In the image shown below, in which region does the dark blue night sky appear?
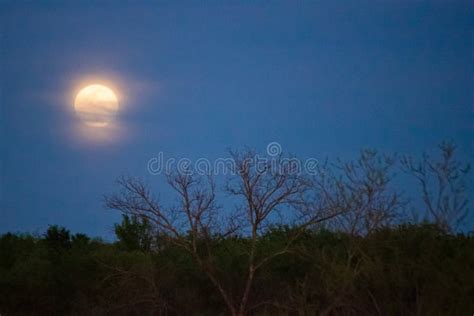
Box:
[1,1,473,237]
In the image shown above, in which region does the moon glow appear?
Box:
[74,84,118,127]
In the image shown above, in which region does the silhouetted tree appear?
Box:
[401,141,471,231]
[44,225,71,252]
[1,144,472,315]
[314,149,405,235]
[105,148,342,315]
[114,214,154,252]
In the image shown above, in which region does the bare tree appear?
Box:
[224,149,345,314]
[105,148,341,315]
[401,141,470,232]
[105,173,239,313]
[314,149,404,235]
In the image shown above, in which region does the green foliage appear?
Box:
[114,214,154,252]
[0,223,473,315]
[44,225,72,252]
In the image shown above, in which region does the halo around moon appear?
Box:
[74,84,118,127]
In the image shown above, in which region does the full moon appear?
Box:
[74,84,119,127]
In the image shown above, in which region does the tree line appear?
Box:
[0,142,472,315]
